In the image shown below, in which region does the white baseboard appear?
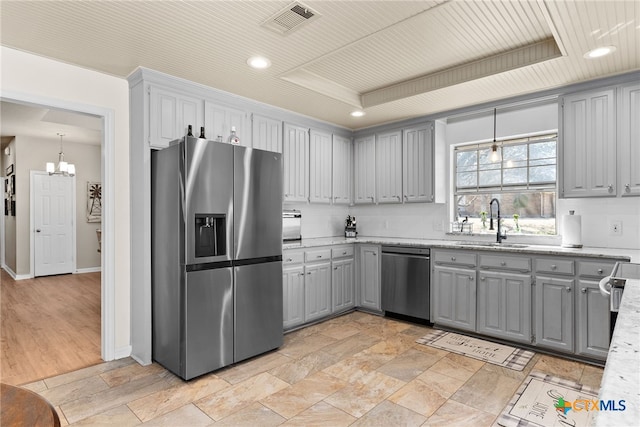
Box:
[75,266,102,274]
[113,345,132,361]
[1,266,31,280]
[130,351,153,366]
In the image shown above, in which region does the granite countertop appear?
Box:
[284,236,639,262]
[594,276,640,426]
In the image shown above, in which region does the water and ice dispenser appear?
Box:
[194,214,226,258]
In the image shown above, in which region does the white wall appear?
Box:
[284,202,349,238]
[0,46,131,354]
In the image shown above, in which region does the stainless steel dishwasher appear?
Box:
[381,246,430,321]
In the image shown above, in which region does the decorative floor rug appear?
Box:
[416,330,534,371]
[495,371,599,427]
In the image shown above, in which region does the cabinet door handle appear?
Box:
[343,251,347,255]
[286,258,293,262]
[581,288,587,293]
[597,268,603,274]
[551,264,557,270]
[469,276,473,281]
[404,195,408,201]
[334,267,338,270]
[608,184,614,193]
[625,184,631,193]
[480,277,485,281]
[565,287,571,292]
[451,257,456,261]
[372,252,377,256]
[307,272,312,275]
[299,272,305,276]
[317,255,323,258]
[36,229,42,233]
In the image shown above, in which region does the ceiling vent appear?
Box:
[262,2,320,35]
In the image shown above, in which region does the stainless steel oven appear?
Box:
[599,262,640,339]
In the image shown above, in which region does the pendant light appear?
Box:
[490,108,500,163]
[46,133,76,176]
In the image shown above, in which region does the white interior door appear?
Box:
[34,173,75,277]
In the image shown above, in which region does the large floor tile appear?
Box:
[321,333,381,360]
[127,374,229,422]
[426,352,486,382]
[580,364,605,389]
[99,362,166,387]
[277,333,338,360]
[215,351,291,385]
[260,371,347,418]
[415,370,465,398]
[423,400,496,427]
[376,348,443,382]
[449,365,522,415]
[43,358,135,389]
[533,354,585,382]
[324,370,406,418]
[195,372,289,421]
[269,349,341,384]
[282,401,356,427]
[351,400,426,427]
[214,402,285,427]
[140,403,213,427]
[388,378,448,418]
[69,405,141,426]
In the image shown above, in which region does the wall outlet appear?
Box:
[610,220,622,236]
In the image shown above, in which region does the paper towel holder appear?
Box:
[561,210,583,248]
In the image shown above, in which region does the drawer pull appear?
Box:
[317,255,323,258]
[307,272,312,275]
[334,267,338,270]
[299,272,305,276]
[581,288,587,293]
[566,287,571,292]
[500,261,506,266]
[551,264,557,270]
[597,268,603,274]
[343,251,347,255]
[287,258,293,262]
[451,257,456,261]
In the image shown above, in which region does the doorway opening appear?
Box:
[0,95,116,383]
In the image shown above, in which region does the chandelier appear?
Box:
[46,133,76,176]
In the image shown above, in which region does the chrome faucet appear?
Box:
[489,198,507,243]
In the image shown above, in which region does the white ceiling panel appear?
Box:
[1,0,638,131]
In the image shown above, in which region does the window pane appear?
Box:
[503,167,527,185]
[457,172,477,188]
[479,169,500,186]
[456,151,477,171]
[530,141,556,159]
[530,165,556,183]
[503,144,527,161]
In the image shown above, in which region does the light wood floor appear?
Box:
[20,312,603,426]
[0,268,102,386]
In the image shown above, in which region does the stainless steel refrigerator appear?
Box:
[151,136,283,380]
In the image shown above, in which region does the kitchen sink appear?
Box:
[454,241,529,248]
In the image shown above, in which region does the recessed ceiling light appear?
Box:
[350,110,365,117]
[584,46,616,59]
[247,56,271,69]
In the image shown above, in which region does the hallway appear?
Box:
[0,269,101,385]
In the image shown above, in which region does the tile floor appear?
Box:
[21,312,604,426]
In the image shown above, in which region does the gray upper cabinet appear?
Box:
[354,135,376,204]
[618,82,640,196]
[252,114,282,153]
[403,124,434,202]
[204,101,248,146]
[376,130,403,204]
[332,135,353,205]
[149,85,203,149]
[283,123,310,203]
[561,87,616,197]
[309,129,333,204]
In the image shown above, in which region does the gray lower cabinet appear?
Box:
[283,264,305,329]
[575,280,611,359]
[477,271,532,344]
[304,261,332,322]
[359,245,381,312]
[534,275,575,352]
[332,257,355,313]
[432,265,476,332]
